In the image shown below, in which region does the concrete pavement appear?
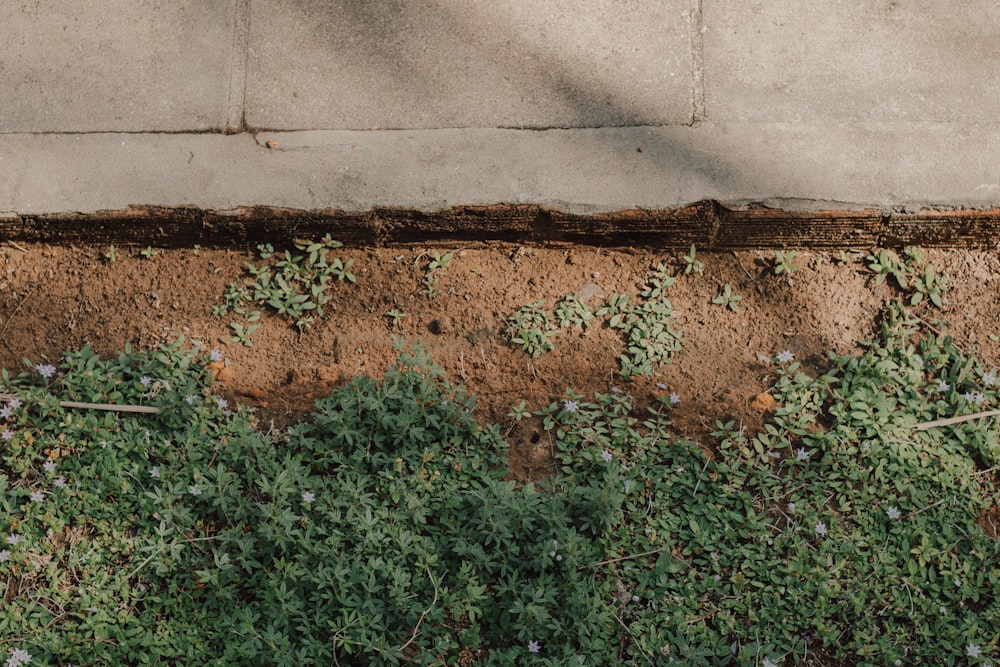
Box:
[2,0,1000,229]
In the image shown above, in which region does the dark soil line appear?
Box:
[5,202,1000,250]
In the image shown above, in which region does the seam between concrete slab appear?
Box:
[225,0,252,133]
[688,0,705,124]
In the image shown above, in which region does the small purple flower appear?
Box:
[53,477,67,489]
[964,391,988,406]
[631,594,640,602]
[601,449,613,462]
[886,506,901,520]
[302,491,315,503]
[149,467,160,479]
[528,640,541,653]
[610,386,622,394]
[0,406,12,419]
[7,648,32,667]
[30,490,44,502]
[188,485,202,496]
[775,350,795,363]
[937,379,951,392]
[35,363,56,378]
[0,550,9,563]
[6,533,20,546]
[140,376,152,387]
[563,399,579,413]
[669,393,681,404]
[210,349,224,362]
[796,448,811,462]
[1,429,12,441]
[43,461,56,473]
[967,643,982,658]
[814,521,828,537]
[984,371,997,387]
[216,398,228,411]
[9,398,22,410]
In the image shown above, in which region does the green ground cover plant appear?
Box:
[1,251,998,666]
[506,263,683,378]
[213,236,356,345]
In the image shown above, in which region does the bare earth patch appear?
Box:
[2,243,999,481]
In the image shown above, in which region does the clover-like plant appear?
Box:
[773,249,797,275]
[214,235,356,345]
[712,283,742,312]
[681,243,705,275]
[505,300,558,357]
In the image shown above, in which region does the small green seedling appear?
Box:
[712,284,742,312]
[229,321,260,347]
[103,245,119,263]
[422,251,454,298]
[385,309,408,327]
[507,400,530,422]
[428,251,453,271]
[140,246,159,260]
[773,250,797,275]
[681,244,705,275]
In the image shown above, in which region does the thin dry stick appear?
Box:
[592,547,666,568]
[0,393,160,414]
[913,409,1000,431]
[397,565,439,654]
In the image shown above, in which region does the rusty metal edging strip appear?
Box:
[2,202,1000,250]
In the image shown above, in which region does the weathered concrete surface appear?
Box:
[703,0,1000,122]
[245,0,695,129]
[3,124,1000,217]
[1,0,1000,228]
[0,1,236,133]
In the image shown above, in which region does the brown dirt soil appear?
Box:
[2,242,999,481]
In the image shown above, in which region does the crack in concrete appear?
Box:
[688,0,705,125]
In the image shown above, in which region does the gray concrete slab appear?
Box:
[0,1,236,133]
[704,0,1000,122]
[4,124,1000,215]
[245,0,695,130]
